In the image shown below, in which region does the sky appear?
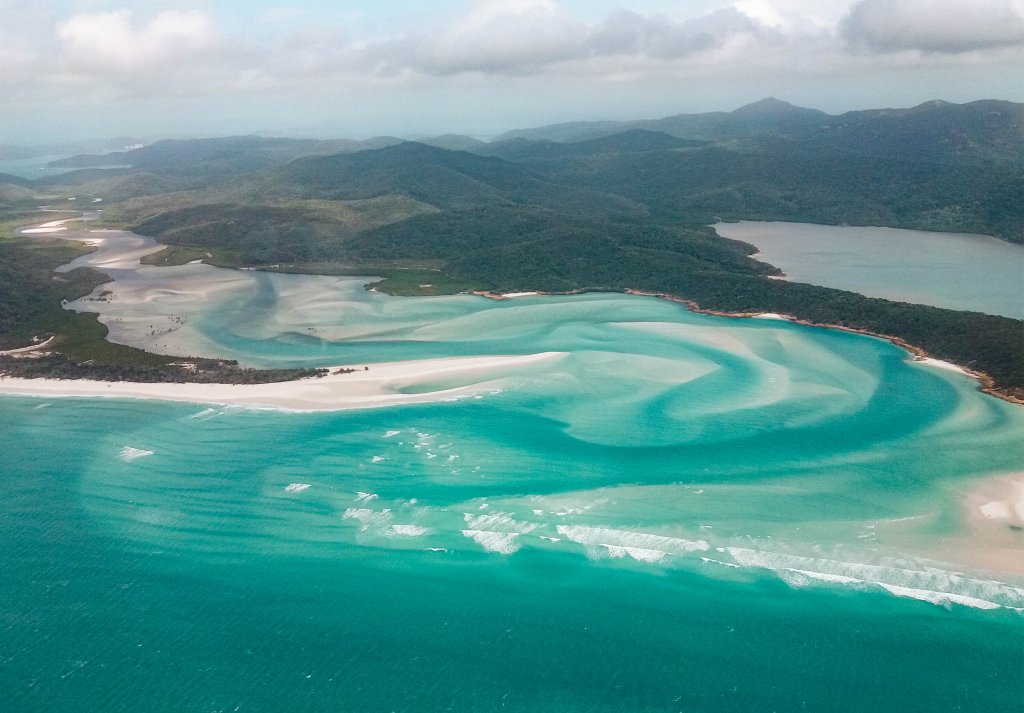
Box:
[2,0,1023,144]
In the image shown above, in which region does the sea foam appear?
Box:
[460,512,538,554]
[343,508,393,531]
[118,446,154,462]
[728,547,1024,611]
[461,529,522,554]
[556,525,709,562]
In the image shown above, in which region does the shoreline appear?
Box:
[0,352,565,412]
[623,289,1023,406]
[10,217,1021,406]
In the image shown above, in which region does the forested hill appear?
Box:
[484,99,1024,241]
[494,97,1024,156]
[46,135,406,172]
[492,97,827,142]
[5,98,1023,395]
[0,173,36,209]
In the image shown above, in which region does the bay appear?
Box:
[2,224,1023,711]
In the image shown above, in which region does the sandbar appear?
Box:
[936,472,1024,576]
[0,336,55,355]
[0,352,565,412]
[19,218,76,234]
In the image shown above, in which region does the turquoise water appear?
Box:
[3,232,1024,711]
[714,221,1024,319]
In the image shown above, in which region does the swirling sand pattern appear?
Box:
[66,283,1024,610]
[4,228,1024,711]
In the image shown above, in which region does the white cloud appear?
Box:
[588,7,777,60]
[20,1,1024,94]
[841,0,1024,53]
[412,0,587,74]
[2,0,1023,140]
[382,3,786,76]
[57,9,216,72]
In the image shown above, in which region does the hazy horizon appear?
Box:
[2,93,1020,152]
[3,1,1024,145]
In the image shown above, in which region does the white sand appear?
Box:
[976,476,1024,526]
[914,356,974,377]
[0,336,55,355]
[0,352,565,412]
[56,229,165,271]
[21,226,68,234]
[942,473,1024,576]
[19,218,78,234]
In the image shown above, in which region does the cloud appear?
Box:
[411,0,587,74]
[3,0,1023,126]
[841,0,1024,53]
[376,3,783,77]
[588,7,778,60]
[57,9,216,73]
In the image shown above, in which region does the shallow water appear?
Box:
[3,227,1023,711]
[714,221,1024,319]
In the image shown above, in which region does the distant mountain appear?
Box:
[495,98,830,143]
[730,97,813,116]
[29,99,1024,244]
[263,141,643,217]
[315,136,405,153]
[492,96,1024,157]
[0,172,35,189]
[0,173,37,208]
[46,136,325,171]
[478,129,705,162]
[45,135,405,173]
[635,98,830,141]
[7,97,1023,397]
[799,99,1024,165]
[493,99,1024,241]
[420,134,488,152]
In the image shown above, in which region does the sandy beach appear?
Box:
[0,352,565,412]
[913,356,975,377]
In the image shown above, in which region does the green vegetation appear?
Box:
[533,141,1024,242]
[138,242,248,269]
[363,269,485,296]
[266,262,486,295]
[4,99,1022,394]
[0,238,104,349]
[0,234,323,383]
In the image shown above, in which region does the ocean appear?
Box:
[2,228,1022,711]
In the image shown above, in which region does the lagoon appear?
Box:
[714,221,1024,319]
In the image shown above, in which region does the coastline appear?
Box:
[9,217,1021,406]
[623,289,1024,406]
[0,352,565,412]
